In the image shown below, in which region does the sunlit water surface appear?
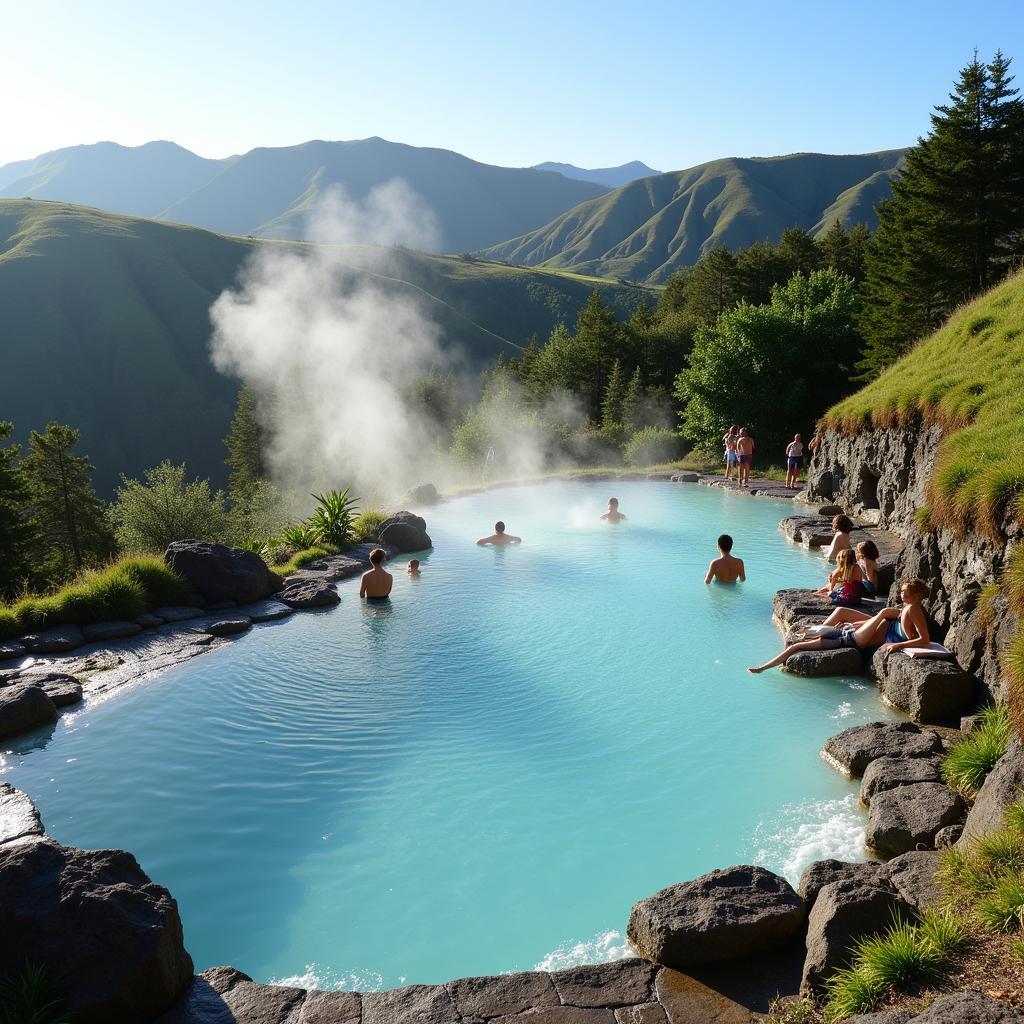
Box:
[1,480,896,989]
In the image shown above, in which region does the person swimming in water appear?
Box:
[747,577,930,673]
[476,521,522,546]
[705,534,746,584]
[600,497,627,523]
[359,547,394,599]
[406,558,421,577]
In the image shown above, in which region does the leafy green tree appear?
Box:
[675,269,860,455]
[601,359,626,429]
[0,422,34,597]
[111,461,228,552]
[526,322,576,399]
[684,247,739,325]
[858,52,1024,376]
[22,422,112,577]
[224,384,266,503]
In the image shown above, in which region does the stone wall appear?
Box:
[805,422,1021,701]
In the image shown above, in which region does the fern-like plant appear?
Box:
[308,489,359,548]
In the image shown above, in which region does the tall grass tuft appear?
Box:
[823,966,888,1021]
[0,962,68,1024]
[942,704,1011,793]
[975,872,1024,932]
[352,510,387,544]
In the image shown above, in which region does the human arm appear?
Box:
[705,561,716,584]
[738,559,746,582]
[476,536,490,546]
[509,535,522,544]
[823,535,840,563]
[359,573,368,598]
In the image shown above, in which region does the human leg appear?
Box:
[821,607,872,628]
[748,637,836,673]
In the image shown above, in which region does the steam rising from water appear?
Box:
[210,181,450,502]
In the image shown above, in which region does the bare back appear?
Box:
[360,567,393,598]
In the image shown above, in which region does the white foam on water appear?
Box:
[269,964,384,992]
[750,794,866,885]
[847,682,869,690]
[534,930,631,972]
[831,701,854,719]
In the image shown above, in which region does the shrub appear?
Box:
[942,703,1011,793]
[976,580,1002,630]
[765,996,819,1023]
[975,872,1024,932]
[308,489,359,548]
[916,908,967,957]
[274,546,333,577]
[856,917,943,986]
[352,510,387,543]
[118,556,197,608]
[281,522,320,549]
[623,426,685,467]
[0,962,67,1024]
[823,966,887,1021]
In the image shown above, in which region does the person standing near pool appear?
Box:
[600,498,627,523]
[785,433,804,489]
[736,428,755,488]
[705,534,746,584]
[359,548,394,599]
[723,426,739,480]
[476,521,522,546]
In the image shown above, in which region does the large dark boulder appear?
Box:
[21,624,85,653]
[626,865,805,968]
[860,756,944,805]
[823,721,943,777]
[866,783,964,856]
[801,878,913,995]
[165,540,282,606]
[961,736,1024,843]
[405,483,440,505]
[0,684,57,739]
[877,850,943,912]
[378,511,432,553]
[278,579,341,609]
[869,649,975,724]
[912,991,1023,1022]
[798,859,883,910]
[0,838,193,1023]
[783,648,864,677]
[0,784,44,846]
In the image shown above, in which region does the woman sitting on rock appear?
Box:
[823,514,855,563]
[814,548,863,606]
[748,577,930,674]
[856,540,880,595]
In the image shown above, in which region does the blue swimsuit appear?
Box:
[885,618,909,644]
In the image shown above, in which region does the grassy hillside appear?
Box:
[159,137,609,251]
[481,150,906,283]
[0,141,232,217]
[825,270,1024,536]
[0,200,653,494]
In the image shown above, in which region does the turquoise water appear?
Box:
[0,480,896,989]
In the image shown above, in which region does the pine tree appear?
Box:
[621,365,644,433]
[601,359,626,429]
[0,422,34,597]
[735,242,789,305]
[817,222,871,282]
[684,248,739,324]
[573,290,624,421]
[858,52,1024,376]
[224,384,266,503]
[22,422,112,578]
[777,227,821,277]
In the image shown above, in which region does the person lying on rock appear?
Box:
[600,497,627,523]
[359,548,394,599]
[814,548,863,605]
[476,521,522,546]
[856,540,880,595]
[747,577,930,674]
[705,533,745,584]
[823,514,855,563]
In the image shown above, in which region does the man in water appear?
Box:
[736,428,755,488]
[705,534,746,584]
[476,521,522,546]
[600,497,627,523]
[359,547,394,598]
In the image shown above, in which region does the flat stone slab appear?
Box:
[449,972,558,1019]
[870,648,975,724]
[152,606,205,623]
[20,625,85,653]
[823,721,944,777]
[780,515,838,547]
[860,756,943,805]
[0,640,25,660]
[236,600,295,623]
[362,983,458,1024]
[866,782,965,856]
[278,580,341,609]
[772,589,885,632]
[26,673,84,708]
[670,472,701,483]
[877,850,943,912]
[134,612,165,628]
[83,620,143,641]
[204,616,252,637]
[798,859,883,910]
[551,960,655,1008]
[783,647,864,677]
[0,783,43,846]
[627,865,805,968]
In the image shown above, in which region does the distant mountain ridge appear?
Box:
[0,138,609,253]
[482,150,907,283]
[532,160,661,188]
[0,199,651,493]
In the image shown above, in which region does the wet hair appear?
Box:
[495,521,505,532]
[900,577,929,600]
[608,497,619,505]
[717,534,733,552]
[408,559,420,569]
[832,514,854,534]
[857,540,880,561]
[834,548,857,582]
[369,548,386,565]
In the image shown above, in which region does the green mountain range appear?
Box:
[481,150,906,283]
[532,160,662,188]
[0,199,652,493]
[0,138,609,253]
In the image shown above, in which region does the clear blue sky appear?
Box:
[4,0,1023,170]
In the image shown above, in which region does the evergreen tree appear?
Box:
[777,227,821,277]
[601,359,626,429]
[684,247,739,324]
[817,222,871,282]
[656,271,690,318]
[22,422,112,578]
[224,384,266,503]
[735,242,789,305]
[622,365,644,433]
[573,290,623,420]
[858,52,1024,376]
[0,422,34,597]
